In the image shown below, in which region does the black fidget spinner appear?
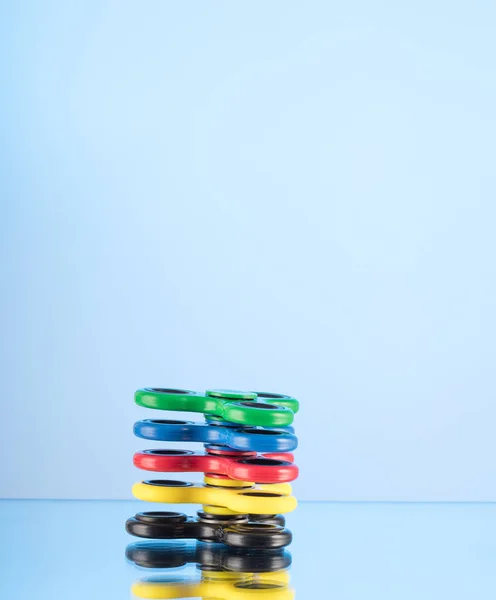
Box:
[125,540,292,572]
[126,511,291,549]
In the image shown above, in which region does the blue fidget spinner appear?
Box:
[133,419,298,453]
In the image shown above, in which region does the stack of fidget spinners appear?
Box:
[126,387,299,598]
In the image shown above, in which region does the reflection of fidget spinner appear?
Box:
[126,540,292,571]
[131,571,294,600]
[127,386,299,553]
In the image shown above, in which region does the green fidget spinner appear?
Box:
[134,388,299,427]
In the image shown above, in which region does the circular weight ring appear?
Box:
[202,476,293,497]
[204,474,254,488]
[132,480,297,515]
[203,446,256,457]
[202,504,243,516]
[222,524,292,549]
[249,392,299,414]
[205,415,296,435]
[200,507,286,527]
[133,421,298,453]
[203,447,295,463]
[134,388,297,428]
[222,402,294,428]
[227,428,298,453]
[206,389,258,400]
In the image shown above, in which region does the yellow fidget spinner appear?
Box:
[132,479,297,515]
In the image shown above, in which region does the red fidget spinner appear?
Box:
[133,448,298,483]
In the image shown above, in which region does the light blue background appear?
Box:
[1,1,495,501]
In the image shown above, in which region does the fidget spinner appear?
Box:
[126,511,292,548]
[133,449,298,483]
[132,479,297,514]
[134,388,299,427]
[134,419,298,452]
[127,386,299,555]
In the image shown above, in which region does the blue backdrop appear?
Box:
[1,0,495,501]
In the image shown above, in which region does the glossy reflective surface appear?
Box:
[1,500,494,598]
